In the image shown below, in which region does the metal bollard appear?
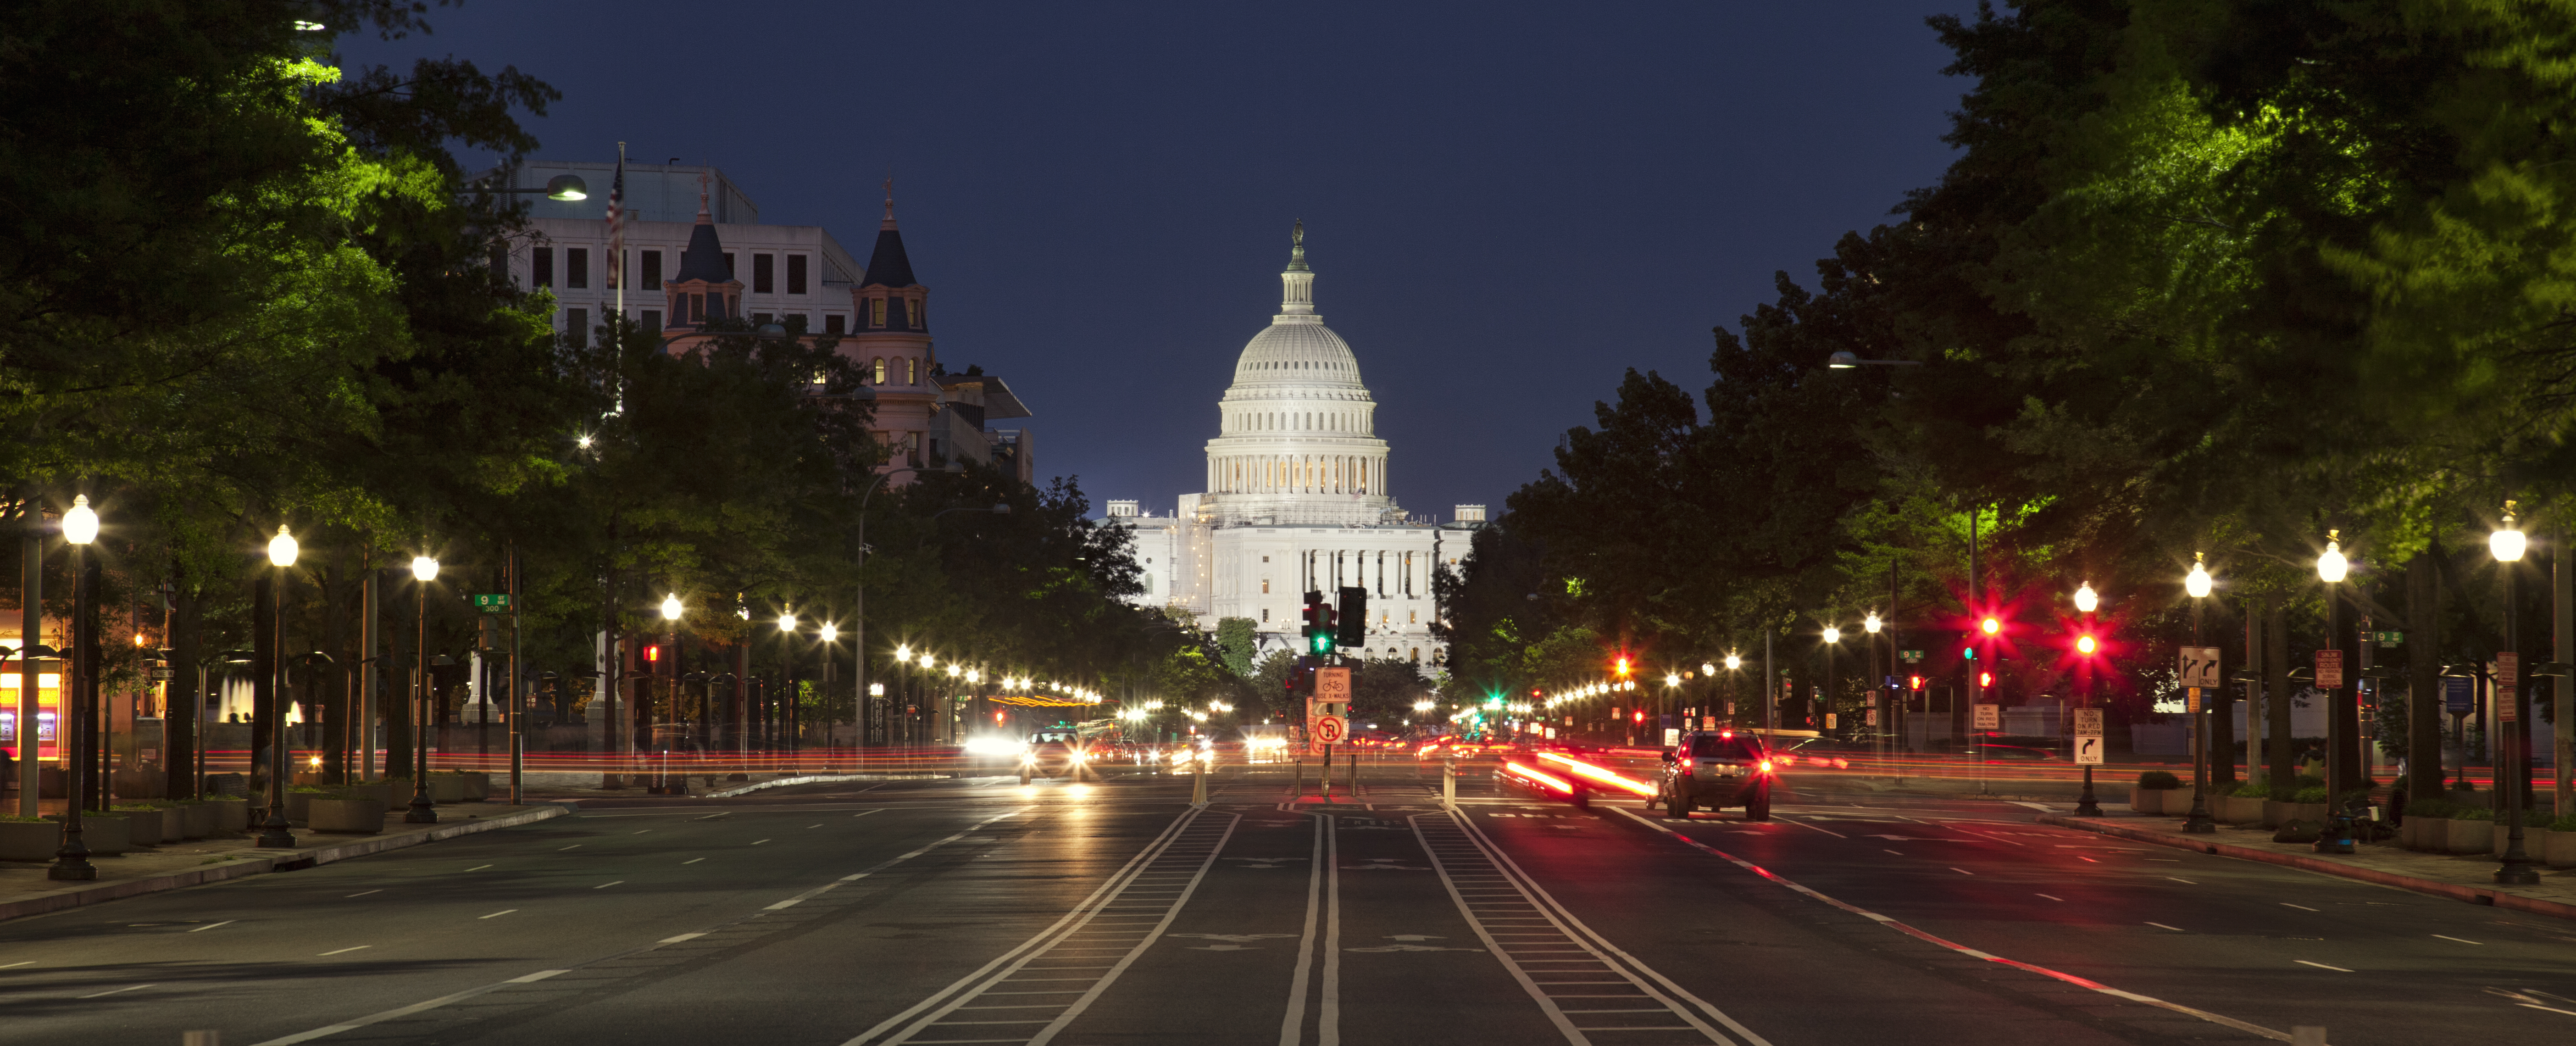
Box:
[1443,758,1457,808]
[1192,757,1207,806]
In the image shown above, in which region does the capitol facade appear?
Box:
[1107,226,1481,667]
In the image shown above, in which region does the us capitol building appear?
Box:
[1105,225,1482,667]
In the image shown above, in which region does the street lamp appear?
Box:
[2491,504,2540,885]
[2073,582,2099,614]
[2315,531,2355,853]
[47,495,100,881]
[2176,556,2217,835]
[254,525,300,848]
[405,555,440,823]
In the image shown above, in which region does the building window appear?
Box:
[872,298,886,327]
[531,247,553,287]
[690,294,705,322]
[873,357,886,383]
[565,307,587,347]
[1262,608,1270,623]
[1261,556,1269,563]
[1409,611,1417,624]
[643,309,662,331]
[824,314,845,334]
[752,312,771,324]
[642,250,663,290]
[906,357,918,383]
[1261,579,1270,594]
[788,254,808,295]
[753,253,774,294]
[914,297,926,327]
[566,247,588,289]
[723,251,735,278]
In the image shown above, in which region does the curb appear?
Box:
[0,805,570,924]
[2036,813,2576,923]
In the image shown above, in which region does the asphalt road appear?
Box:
[1,766,2569,1046]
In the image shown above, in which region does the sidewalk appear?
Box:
[2033,808,2576,921]
[0,802,569,923]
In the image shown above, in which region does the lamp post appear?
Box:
[1820,625,1842,736]
[2072,579,2106,818]
[254,525,300,848]
[405,555,440,824]
[2315,532,2355,854]
[2491,504,2539,885]
[47,495,100,880]
[2181,559,2218,835]
[1864,611,1885,778]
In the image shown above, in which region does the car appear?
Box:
[1020,728,1088,781]
[1653,729,1774,820]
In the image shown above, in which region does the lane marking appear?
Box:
[809,823,825,829]
[345,890,382,898]
[479,910,516,920]
[2282,903,2318,912]
[2518,1003,2576,1017]
[1791,819,1848,839]
[2146,923,2185,933]
[2165,877,2198,885]
[464,864,492,871]
[2294,960,2353,973]
[594,881,624,890]
[2432,935,2482,946]
[683,858,706,864]
[854,809,885,818]
[660,933,706,944]
[1279,813,1330,1046]
[257,810,1032,1046]
[559,846,580,851]
[0,961,33,969]
[1949,868,1974,876]
[319,946,371,957]
[1610,807,2305,1044]
[78,984,153,999]
[634,830,650,835]
[189,921,234,933]
[752,839,772,846]
[1883,849,1903,856]
[2034,894,2064,901]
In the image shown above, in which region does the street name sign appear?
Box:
[2366,630,2404,645]
[2178,646,2222,690]
[473,593,512,613]
[1900,649,1924,663]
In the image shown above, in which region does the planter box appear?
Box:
[2400,818,2443,851]
[2493,824,2551,859]
[427,777,466,803]
[115,809,163,846]
[2447,818,2496,854]
[457,773,489,802]
[283,792,318,826]
[175,802,215,839]
[2130,787,2179,814]
[2546,829,2576,868]
[0,820,61,860]
[308,798,386,835]
[2286,802,2328,824]
[2262,800,2289,829]
[53,813,131,855]
[206,799,250,833]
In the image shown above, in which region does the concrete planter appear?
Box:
[283,792,318,826]
[175,802,215,839]
[2285,802,2328,825]
[2399,818,2441,851]
[2130,787,2179,814]
[2493,825,2550,859]
[457,773,490,802]
[207,798,250,833]
[2545,829,2576,868]
[2261,800,2290,828]
[2447,818,2496,854]
[427,777,467,803]
[114,808,163,846]
[308,798,386,835]
[55,813,131,855]
[0,820,61,860]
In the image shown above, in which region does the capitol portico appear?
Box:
[1107,226,1481,666]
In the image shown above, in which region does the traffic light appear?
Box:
[1979,671,1993,688]
[1615,656,1632,677]
[1301,591,1336,655]
[1908,674,1925,691]
[644,644,661,663]
[1979,616,2002,636]
[1335,586,1367,647]
[2076,634,2098,655]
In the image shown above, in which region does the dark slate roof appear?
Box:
[860,228,918,288]
[673,218,731,283]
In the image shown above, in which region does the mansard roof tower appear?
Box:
[1200,223,1396,526]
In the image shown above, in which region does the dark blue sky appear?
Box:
[344,2,1978,522]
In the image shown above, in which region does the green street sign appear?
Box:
[472,593,512,613]
[1900,650,1925,663]
[2366,630,2404,645]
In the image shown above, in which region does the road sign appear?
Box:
[150,666,173,681]
[1663,728,1680,747]
[2074,734,2104,765]
[2178,646,2222,689]
[2314,649,2344,689]
[1864,708,1879,727]
[1973,703,1999,730]
[1315,667,1351,703]
[2073,708,2103,734]
[1825,713,1838,730]
[473,593,512,613]
[2497,654,2519,721]
[1900,649,1924,663]
[2366,630,2404,645]
[1312,715,1347,744]
[2443,676,2474,715]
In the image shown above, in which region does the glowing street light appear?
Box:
[267,524,299,568]
[1863,612,1882,634]
[2184,555,2211,599]
[61,495,99,545]
[661,593,683,621]
[2073,581,2099,613]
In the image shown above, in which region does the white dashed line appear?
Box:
[319,946,371,957]
[682,858,705,864]
[345,890,381,898]
[2282,903,2318,912]
[2145,922,2185,933]
[1,961,34,969]
[559,846,581,851]
[464,864,493,871]
[594,881,624,890]
[660,932,706,944]
[1949,868,1974,876]
[189,921,234,933]
[2034,894,2063,901]
[478,910,516,919]
[751,839,771,846]
[78,984,152,999]
[2295,960,2353,973]
[2432,934,2482,946]
[2165,877,2197,885]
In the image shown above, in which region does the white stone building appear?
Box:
[1104,227,1482,666]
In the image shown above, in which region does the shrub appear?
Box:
[2137,770,2183,790]
[2294,773,2326,790]
[2407,798,2459,820]
[111,804,157,813]
[2231,779,2271,799]
[2291,787,2330,804]
[2551,813,2576,833]
[2451,807,2497,821]
[2451,779,2477,792]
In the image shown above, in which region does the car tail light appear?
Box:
[1834,757,1850,769]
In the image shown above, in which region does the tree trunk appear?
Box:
[2407,551,2443,805]
[166,565,202,798]
[2265,597,2294,793]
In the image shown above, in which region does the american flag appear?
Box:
[605,146,626,292]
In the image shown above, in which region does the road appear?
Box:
[1,765,2569,1045]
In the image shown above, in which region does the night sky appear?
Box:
[342,2,1978,523]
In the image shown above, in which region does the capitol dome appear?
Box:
[1200,223,1396,526]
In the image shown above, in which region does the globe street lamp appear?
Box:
[2181,555,2217,835]
[2491,504,2540,885]
[250,525,302,848]
[47,495,100,881]
[2315,531,2355,853]
[405,554,440,823]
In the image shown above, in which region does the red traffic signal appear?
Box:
[1907,674,1925,691]
[1979,671,1994,688]
[2075,634,2099,655]
[644,645,661,662]
[1632,709,1645,724]
[1979,616,2002,636]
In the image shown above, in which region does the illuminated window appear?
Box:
[873,357,886,383]
[907,357,918,383]
[1261,579,1270,594]
[872,298,886,327]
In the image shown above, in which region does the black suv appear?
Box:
[1653,730,1773,820]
